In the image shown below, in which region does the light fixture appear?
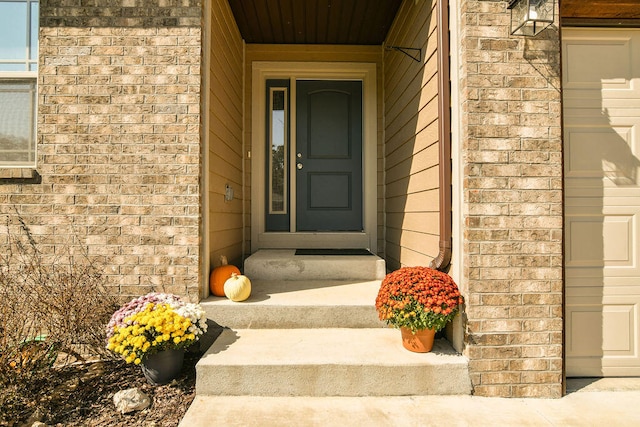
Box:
[508,0,555,37]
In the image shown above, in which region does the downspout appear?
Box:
[429,0,453,272]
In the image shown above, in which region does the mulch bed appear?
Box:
[2,351,199,427]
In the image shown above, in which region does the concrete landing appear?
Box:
[196,328,471,397]
[244,249,386,281]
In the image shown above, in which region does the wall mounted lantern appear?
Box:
[508,0,555,36]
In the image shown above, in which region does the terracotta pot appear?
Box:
[400,327,436,353]
[141,349,184,385]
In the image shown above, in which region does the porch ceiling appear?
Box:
[227,0,403,45]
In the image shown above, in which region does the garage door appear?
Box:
[563,28,640,376]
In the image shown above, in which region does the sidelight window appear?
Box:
[265,79,290,231]
[269,87,287,214]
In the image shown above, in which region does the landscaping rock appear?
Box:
[23,408,44,426]
[113,388,151,414]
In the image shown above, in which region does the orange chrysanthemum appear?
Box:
[375,267,463,333]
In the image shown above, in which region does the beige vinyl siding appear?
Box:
[244,45,384,254]
[384,0,440,270]
[209,0,244,268]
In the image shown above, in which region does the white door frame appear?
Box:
[251,62,377,252]
[200,0,212,298]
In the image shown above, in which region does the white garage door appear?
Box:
[563,28,640,376]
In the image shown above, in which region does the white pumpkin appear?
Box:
[223,273,251,302]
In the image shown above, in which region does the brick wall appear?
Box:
[458,0,563,397]
[0,1,203,301]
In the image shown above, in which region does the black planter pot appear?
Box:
[141,348,184,385]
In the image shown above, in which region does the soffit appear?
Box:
[227,0,403,45]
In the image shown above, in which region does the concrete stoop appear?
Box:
[183,250,471,426]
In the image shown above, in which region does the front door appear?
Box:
[296,80,363,231]
[252,62,377,251]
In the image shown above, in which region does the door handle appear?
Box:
[297,163,303,170]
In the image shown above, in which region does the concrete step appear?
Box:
[243,249,386,281]
[201,279,384,329]
[195,328,471,397]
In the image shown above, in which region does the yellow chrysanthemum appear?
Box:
[107,297,206,364]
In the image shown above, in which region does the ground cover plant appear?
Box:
[0,213,198,426]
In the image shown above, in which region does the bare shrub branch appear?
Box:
[0,212,120,423]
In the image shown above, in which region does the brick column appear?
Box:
[458,0,563,397]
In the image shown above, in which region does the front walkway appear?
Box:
[180,378,640,426]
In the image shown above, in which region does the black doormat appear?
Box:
[295,248,374,256]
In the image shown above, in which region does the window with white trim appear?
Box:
[0,0,38,168]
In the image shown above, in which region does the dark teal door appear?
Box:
[296,80,363,231]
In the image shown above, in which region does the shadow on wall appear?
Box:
[383,0,440,271]
[524,30,562,92]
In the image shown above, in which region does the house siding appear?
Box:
[207,0,245,270]
[383,0,441,271]
[458,0,564,397]
[0,0,572,399]
[0,0,203,301]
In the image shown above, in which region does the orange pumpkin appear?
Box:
[210,255,241,297]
